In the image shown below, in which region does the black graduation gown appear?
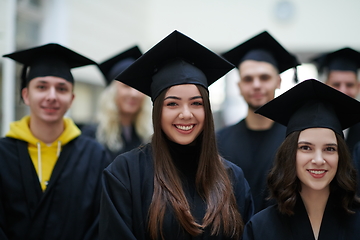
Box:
[99,143,254,240]
[216,120,286,212]
[346,122,360,154]
[242,196,360,240]
[0,136,111,240]
[81,124,142,160]
[351,142,360,195]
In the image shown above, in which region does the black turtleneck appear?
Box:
[165,137,202,199]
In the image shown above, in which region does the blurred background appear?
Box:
[1,0,359,136]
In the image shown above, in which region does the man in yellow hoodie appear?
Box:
[1,43,110,240]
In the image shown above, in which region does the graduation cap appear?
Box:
[3,43,96,90]
[222,31,300,82]
[255,79,360,138]
[115,30,235,101]
[98,46,142,85]
[311,47,360,75]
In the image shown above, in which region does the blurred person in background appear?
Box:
[312,47,360,153]
[1,43,110,240]
[217,31,300,213]
[81,46,153,160]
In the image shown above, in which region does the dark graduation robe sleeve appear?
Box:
[223,160,254,224]
[242,196,360,240]
[99,144,153,240]
[100,170,136,239]
[0,136,111,240]
[0,188,9,240]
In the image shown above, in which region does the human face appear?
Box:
[238,60,281,110]
[161,84,205,145]
[296,128,338,194]
[326,70,359,99]
[115,81,145,118]
[22,76,74,124]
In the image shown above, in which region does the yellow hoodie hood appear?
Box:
[6,115,80,145]
[6,115,81,190]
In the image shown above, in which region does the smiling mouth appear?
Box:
[307,170,327,174]
[175,125,194,131]
[42,106,59,112]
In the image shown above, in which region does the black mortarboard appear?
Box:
[255,79,360,138]
[98,46,142,85]
[222,31,300,82]
[115,30,234,101]
[3,43,96,90]
[311,47,360,75]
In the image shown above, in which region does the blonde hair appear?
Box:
[95,80,153,152]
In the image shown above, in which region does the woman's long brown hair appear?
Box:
[148,85,243,240]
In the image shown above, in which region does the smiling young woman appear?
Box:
[99,30,254,240]
[242,79,360,240]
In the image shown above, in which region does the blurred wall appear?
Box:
[60,0,360,62]
[1,0,360,134]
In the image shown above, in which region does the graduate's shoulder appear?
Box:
[0,137,22,153]
[75,134,106,150]
[251,204,279,220]
[69,135,112,166]
[105,144,152,174]
[216,119,245,138]
[245,204,285,231]
[0,136,18,145]
[80,124,98,139]
[243,205,290,240]
[272,121,287,131]
[0,137,23,163]
[223,158,245,178]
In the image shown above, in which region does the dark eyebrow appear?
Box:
[190,96,203,100]
[164,96,181,100]
[36,80,67,86]
[164,95,203,101]
[325,143,338,147]
[37,80,49,84]
[298,141,337,146]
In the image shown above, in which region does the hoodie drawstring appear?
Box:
[37,142,42,183]
[57,141,61,157]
